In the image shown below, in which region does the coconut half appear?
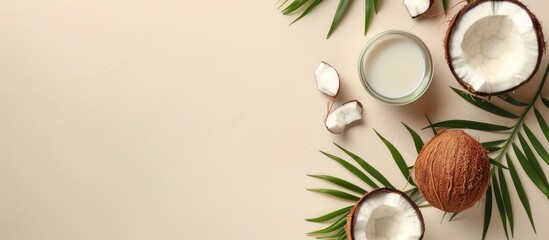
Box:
[325,100,363,134]
[403,0,434,18]
[445,0,545,96]
[346,188,424,240]
[315,61,340,97]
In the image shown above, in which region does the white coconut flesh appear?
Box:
[325,101,362,134]
[448,1,540,94]
[314,61,340,97]
[403,0,432,18]
[353,192,423,240]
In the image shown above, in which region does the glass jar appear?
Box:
[358,30,434,105]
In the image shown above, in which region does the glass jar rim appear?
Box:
[358,30,434,105]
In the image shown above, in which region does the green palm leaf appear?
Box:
[542,97,549,108]
[316,228,345,239]
[327,0,351,39]
[307,214,347,235]
[498,94,527,106]
[308,174,367,195]
[306,206,352,222]
[442,0,448,11]
[276,0,290,9]
[364,0,374,35]
[523,124,549,165]
[490,159,508,169]
[320,151,379,189]
[334,143,394,188]
[374,130,414,186]
[452,87,518,118]
[517,133,549,187]
[278,0,382,38]
[282,0,310,14]
[424,120,511,131]
[307,188,361,201]
[486,146,502,153]
[506,154,536,233]
[498,168,514,237]
[534,107,549,142]
[425,114,438,135]
[482,140,505,148]
[290,0,324,24]
[482,186,492,240]
[512,144,549,198]
[448,212,459,222]
[373,0,381,12]
[492,175,510,240]
[403,122,424,154]
[306,63,549,240]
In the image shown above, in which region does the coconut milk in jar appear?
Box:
[358,30,433,105]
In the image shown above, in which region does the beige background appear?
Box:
[1,0,549,239]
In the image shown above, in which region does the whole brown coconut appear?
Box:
[414,130,490,213]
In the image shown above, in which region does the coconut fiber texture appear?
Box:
[414,130,490,213]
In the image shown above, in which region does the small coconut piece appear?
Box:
[314,61,340,97]
[346,188,425,240]
[445,0,545,96]
[325,100,363,134]
[403,0,434,18]
[414,130,490,213]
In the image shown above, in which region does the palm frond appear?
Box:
[308,188,361,201]
[278,0,379,38]
[334,143,394,188]
[452,87,518,118]
[282,0,310,14]
[308,174,367,195]
[307,214,347,235]
[320,151,379,189]
[327,0,351,39]
[403,122,424,154]
[492,174,510,240]
[374,129,415,186]
[442,0,449,12]
[290,0,324,24]
[424,63,549,237]
[506,154,536,232]
[306,206,352,222]
[424,120,511,131]
[482,186,493,240]
[498,168,514,237]
[512,144,549,198]
[498,94,528,106]
[308,132,423,238]
[363,0,374,36]
[308,63,549,239]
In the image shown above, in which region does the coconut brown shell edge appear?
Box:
[345,187,425,240]
[444,0,546,96]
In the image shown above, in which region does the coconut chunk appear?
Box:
[403,0,433,18]
[314,61,340,97]
[445,0,544,95]
[346,188,425,240]
[325,100,363,134]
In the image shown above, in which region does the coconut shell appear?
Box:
[413,0,434,18]
[414,130,490,213]
[345,187,425,240]
[444,0,545,96]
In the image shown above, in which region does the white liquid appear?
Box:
[364,37,426,99]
